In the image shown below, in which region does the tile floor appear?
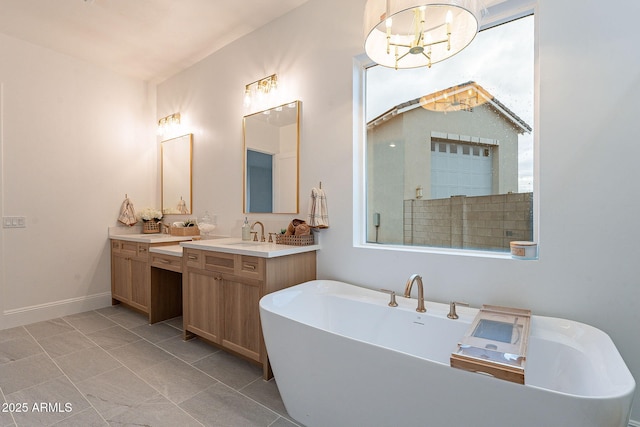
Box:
[0,305,300,427]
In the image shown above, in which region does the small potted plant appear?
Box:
[139,208,163,233]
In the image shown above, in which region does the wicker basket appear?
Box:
[170,225,200,236]
[142,220,161,234]
[275,233,314,246]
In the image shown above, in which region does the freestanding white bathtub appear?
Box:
[260,280,636,427]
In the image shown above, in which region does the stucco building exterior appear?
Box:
[367,81,531,244]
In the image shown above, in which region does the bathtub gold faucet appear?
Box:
[404,274,426,313]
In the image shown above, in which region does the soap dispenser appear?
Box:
[241,217,251,241]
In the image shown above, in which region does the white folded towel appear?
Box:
[307,187,329,228]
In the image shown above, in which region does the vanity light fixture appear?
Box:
[364,0,483,69]
[243,74,278,108]
[157,113,181,136]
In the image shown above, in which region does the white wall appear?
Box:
[155,0,356,234]
[0,0,636,419]
[0,34,156,329]
[158,0,640,418]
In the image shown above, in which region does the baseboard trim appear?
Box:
[2,292,112,329]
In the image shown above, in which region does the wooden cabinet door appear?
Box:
[129,258,150,311]
[111,252,131,302]
[111,241,150,313]
[184,271,223,344]
[222,278,262,363]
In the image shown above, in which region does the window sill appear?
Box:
[355,242,538,261]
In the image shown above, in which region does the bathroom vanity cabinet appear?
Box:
[111,240,151,312]
[110,235,190,323]
[182,246,317,379]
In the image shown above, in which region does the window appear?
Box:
[364,14,534,253]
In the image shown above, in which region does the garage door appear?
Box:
[430,140,492,199]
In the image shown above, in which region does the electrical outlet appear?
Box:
[3,216,26,228]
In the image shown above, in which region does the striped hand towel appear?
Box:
[307,187,329,228]
[118,197,137,226]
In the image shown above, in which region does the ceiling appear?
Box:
[0,0,533,84]
[0,0,309,83]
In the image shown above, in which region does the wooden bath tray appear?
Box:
[451,305,531,384]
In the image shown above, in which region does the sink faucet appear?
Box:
[251,221,266,242]
[404,274,426,313]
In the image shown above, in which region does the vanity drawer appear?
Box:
[136,244,150,260]
[238,255,264,280]
[185,250,264,280]
[112,240,149,261]
[204,252,236,274]
[184,249,204,270]
[150,253,183,273]
[112,240,135,255]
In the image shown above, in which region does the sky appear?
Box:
[366,15,534,192]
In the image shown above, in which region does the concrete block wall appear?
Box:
[404,193,533,250]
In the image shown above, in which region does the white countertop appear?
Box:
[180,237,320,258]
[110,233,194,244]
[149,244,183,256]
